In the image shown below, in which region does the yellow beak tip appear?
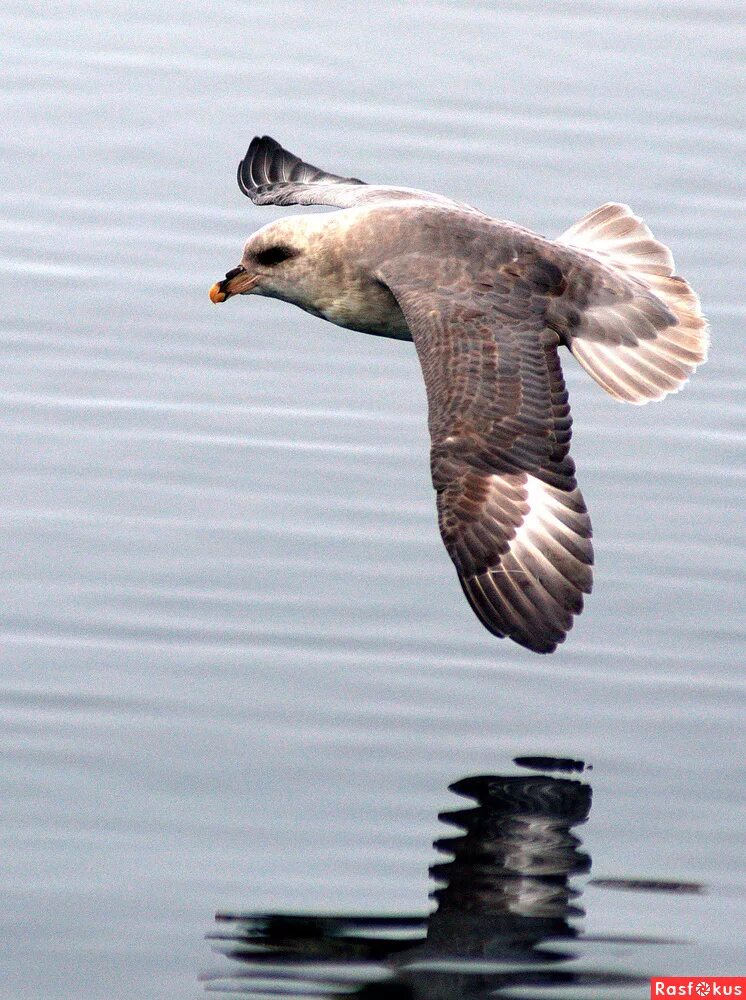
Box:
[209,283,227,304]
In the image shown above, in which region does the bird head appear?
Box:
[209,215,333,310]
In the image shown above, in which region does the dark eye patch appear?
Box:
[254,244,298,267]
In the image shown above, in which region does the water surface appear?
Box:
[1,2,744,998]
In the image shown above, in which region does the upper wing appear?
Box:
[237,135,472,211]
[377,248,593,654]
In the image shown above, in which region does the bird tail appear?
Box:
[554,203,708,403]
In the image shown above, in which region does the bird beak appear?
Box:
[209,265,260,303]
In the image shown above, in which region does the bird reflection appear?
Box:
[205,762,643,997]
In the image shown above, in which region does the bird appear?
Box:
[209,135,708,654]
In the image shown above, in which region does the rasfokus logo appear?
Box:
[650,979,745,998]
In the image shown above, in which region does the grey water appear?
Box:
[1,1,744,998]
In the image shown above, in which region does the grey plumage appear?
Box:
[237,134,474,211]
[238,135,366,204]
[213,136,708,653]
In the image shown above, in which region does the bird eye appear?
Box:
[254,244,297,267]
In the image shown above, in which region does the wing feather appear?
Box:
[377,247,593,653]
[236,135,475,211]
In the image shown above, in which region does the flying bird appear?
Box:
[210,136,708,653]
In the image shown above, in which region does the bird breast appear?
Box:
[318,273,412,341]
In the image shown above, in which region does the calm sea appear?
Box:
[1,2,744,997]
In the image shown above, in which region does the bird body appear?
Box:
[210,136,708,653]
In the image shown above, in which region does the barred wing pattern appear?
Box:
[378,253,594,653]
